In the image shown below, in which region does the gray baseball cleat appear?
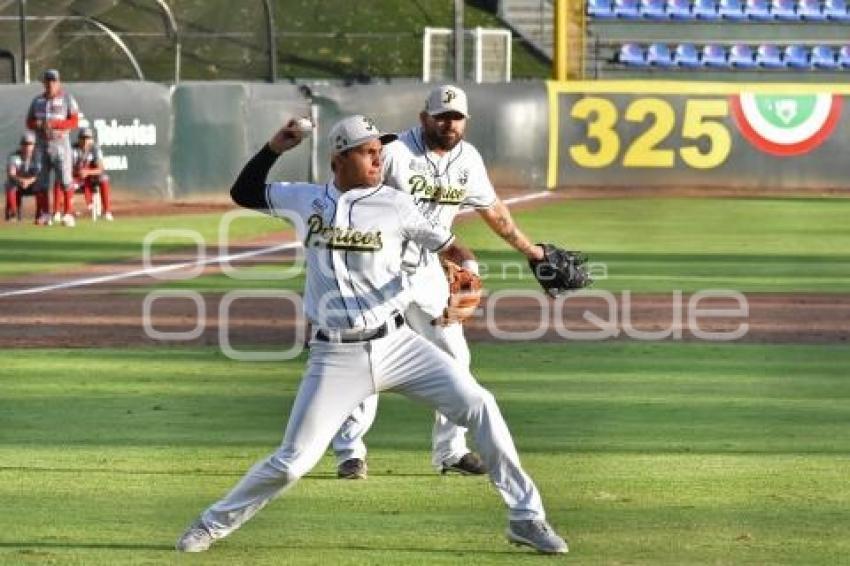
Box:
[506,519,569,554]
[337,458,367,479]
[441,452,487,475]
[175,519,213,552]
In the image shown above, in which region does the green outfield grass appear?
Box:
[152,197,850,294]
[2,342,848,564]
[0,213,284,279]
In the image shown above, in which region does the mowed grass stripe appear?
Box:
[145,198,850,293]
[1,342,849,564]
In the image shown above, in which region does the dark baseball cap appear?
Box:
[78,127,94,138]
[43,69,60,81]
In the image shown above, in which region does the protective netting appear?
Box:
[0,1,546,83]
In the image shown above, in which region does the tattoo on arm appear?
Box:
[483,203,536,257]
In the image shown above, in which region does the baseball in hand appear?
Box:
[296,117,313,135]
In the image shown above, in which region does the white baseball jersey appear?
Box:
[382,126,497,317]
[264,180,455,330]
[26,90,80,144]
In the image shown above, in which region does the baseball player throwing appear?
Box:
[26,68,80,227]
[174,115,568,555]
[332,85,551,479]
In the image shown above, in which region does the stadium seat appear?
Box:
[701,44,728,66]
[614,0,641,17]
[588,0,617,18]
[838,46,850,68]
[693,0,721,18]
[824,0,850,21]
[674,43,701,67]
[756,44,785,68]
[798,0,827,19]
[641,0,669,17]
[729,44,757,67]
[719,0,747,18]
[770,0,799,19]
[810,45,839,69]
[667,0,694,18]
[647,43,676,66]
[745,0,772,19]
[618,43,648,66]
[783,45,810,68]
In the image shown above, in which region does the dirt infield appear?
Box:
[2,195,848,349]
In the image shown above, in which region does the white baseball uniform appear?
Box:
[332,125,497,470]
[198,172,545,540]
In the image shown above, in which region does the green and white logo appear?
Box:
[731,93,842,156]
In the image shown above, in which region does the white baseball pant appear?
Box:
[332,302,473,470]
[201,323,545,539]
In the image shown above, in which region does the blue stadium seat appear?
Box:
[641,0,669,17]
[618,43,648,66]
[647,43,676,66]
[729,44,757,67]
[674,43,701,67]
[838,46,850,68]
[783,45,810,69]
[667,0,694,18]
[614,0,642,17]
[701,44,728,66]
[756,44,785,67]
[771,0,800,19]
[745,0,772,19]
[588,0,617,18]
[693,0,721,18]
[719,0,747,18]
[798,0,827,19]
[810,45,839,69]
[824,0,850,21]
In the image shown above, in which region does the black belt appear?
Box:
[315,312,405,343]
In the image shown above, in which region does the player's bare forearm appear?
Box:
[439,241,475,265]
[478,200,544,261]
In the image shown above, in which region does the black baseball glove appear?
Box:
[528,243,592,297]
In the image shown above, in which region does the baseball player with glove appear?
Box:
[332,85,590,480]
[175,115,568,554]
[25,69,80,227]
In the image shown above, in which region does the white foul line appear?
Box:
[0,191,551,298]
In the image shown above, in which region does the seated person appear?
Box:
[72,127,113,221]
[5,131,41,223]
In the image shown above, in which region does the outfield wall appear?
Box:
[1,80,848,197]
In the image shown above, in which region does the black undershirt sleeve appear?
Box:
[230,143,280,210]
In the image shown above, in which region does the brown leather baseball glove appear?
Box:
[433,260,482,326]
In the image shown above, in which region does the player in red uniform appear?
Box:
[5,132,40,222]
[72,128,113,221]
[26,68,80,226]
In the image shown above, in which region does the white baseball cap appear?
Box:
[425,84,469,118]
[328,115,397,154]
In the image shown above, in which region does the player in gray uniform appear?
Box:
[174,115,568,555]
[5,131,40,222]
[26,68,80,227]
[72,127,114,221]
[333,85,551,478]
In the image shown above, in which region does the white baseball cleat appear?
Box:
[61,213,76,227]
[175,519,213,552]
[52,211,62,224]
[506,519,569,554]
[102,211,114,221]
